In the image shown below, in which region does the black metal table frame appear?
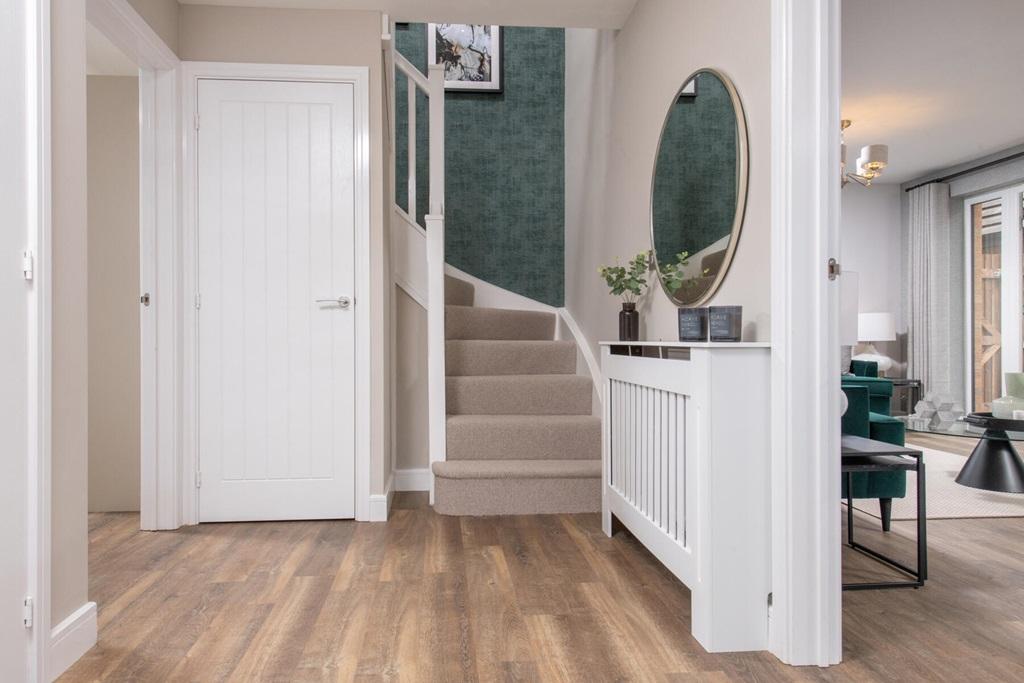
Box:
[843,451,927,591]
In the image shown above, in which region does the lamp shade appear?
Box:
[858,144,888,172]
[858,312,895,342]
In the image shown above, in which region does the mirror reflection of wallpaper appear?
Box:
[395,24,566,306]
[652,73,737,273]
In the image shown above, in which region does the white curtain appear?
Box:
[906,182,957,397]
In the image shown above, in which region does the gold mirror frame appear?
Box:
[649,68,749,307]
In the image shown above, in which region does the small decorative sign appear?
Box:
[709,306,742,342]
[678,307,708,342]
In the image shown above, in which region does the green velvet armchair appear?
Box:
[841,361,907,531]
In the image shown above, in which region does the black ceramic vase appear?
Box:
[619,302,639,341]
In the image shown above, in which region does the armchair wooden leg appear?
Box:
[880,498,893,532]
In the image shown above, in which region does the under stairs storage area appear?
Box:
[434,276,601,515]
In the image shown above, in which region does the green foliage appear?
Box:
[659,251,694,294]
[598,252,650,303]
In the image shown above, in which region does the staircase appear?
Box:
[432,276,602,515]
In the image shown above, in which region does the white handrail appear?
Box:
[395,51,429,92]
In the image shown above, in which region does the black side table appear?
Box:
[890,378,922,417]
[957,412,1024,493]
[841,435,927,590]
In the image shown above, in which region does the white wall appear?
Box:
[839,184,902,320]
[565,0,771,355]
[87,76,141,513]
[51,0,90,627]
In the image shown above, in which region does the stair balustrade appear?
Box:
[389,41,447,501]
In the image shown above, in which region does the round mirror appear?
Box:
[650,69,748,306]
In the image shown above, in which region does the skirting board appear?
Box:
[368,474,394,522]
[49,601,97,681]
[394,467,431,492]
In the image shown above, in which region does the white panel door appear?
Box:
[197,79,356,521]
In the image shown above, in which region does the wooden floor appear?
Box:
[63,487,1024,682]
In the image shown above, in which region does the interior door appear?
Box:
[197,78,356,521]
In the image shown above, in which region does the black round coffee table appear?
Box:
[956,412,1024,493]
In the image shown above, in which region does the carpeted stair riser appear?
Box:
[446,415,601,460]
[434,476,601,515]
[432,459,601,515]
[446,340,576,376]
[445,305,555,341]
[444,275,475,307]
[446,375,593,416]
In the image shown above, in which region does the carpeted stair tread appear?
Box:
[444,275,475,307]
[446,375,592,415]
[432,459,601,479]
[446,414,600,461]
[446,339,576,376]
[445,305,555,341]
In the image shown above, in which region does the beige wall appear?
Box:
[127,0,180,55]
[565,0,771,353]
[51,0,90,625]
[394,287,428,471]
[179,4,392,495]
[87,76,141,513]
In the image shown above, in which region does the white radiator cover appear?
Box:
[601,342,771,653]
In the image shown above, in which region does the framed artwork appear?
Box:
[427,23,502,93]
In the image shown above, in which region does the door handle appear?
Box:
[315,296,351,309]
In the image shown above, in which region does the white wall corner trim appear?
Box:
[769,0,843,666]
[393,467,431,492]
[369,474,394,521]
[85,0,177,71]
[48,602,97,681]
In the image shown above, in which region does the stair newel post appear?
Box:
[425,64,447,503]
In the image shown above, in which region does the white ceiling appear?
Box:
[86,22,138,76]
[842,0,1024,184]
[176,0,639,29]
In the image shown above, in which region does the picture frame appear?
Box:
[427,23,503,93]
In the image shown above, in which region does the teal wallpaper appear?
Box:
[395,24,565,306]
[652,73,738,268]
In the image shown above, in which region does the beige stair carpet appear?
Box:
[433,275,600,516]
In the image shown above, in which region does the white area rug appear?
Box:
[850,446,1024,520]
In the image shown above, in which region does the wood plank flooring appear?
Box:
[62,492,1024,682]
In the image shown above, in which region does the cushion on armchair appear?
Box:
[850,359,879,377]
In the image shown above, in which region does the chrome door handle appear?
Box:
[315,296,351,309]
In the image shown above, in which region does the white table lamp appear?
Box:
[854,312,896,374]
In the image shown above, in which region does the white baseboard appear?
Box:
[368,473,394,522]
[394,467,431,492]
[48,601,97,681]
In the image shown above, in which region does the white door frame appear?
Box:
[86,0,181,531]
[181,62,373,523]
[769,0,843,666]
[13,0,52,678]
[963,185,1024,409]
